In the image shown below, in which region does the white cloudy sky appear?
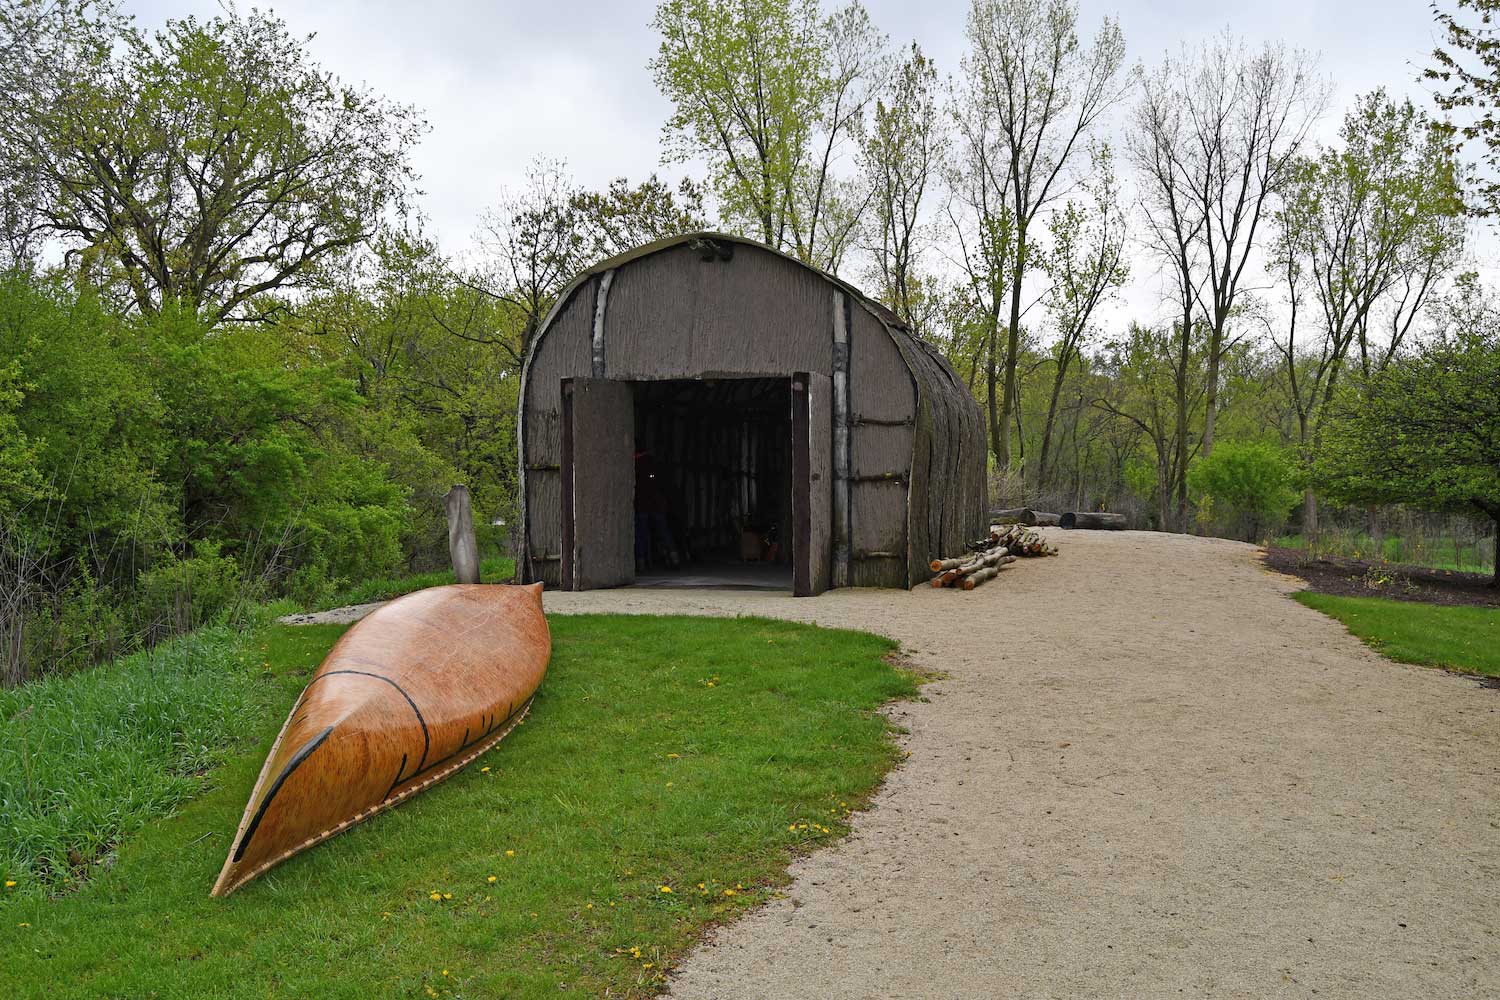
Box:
[130,0,1467,327]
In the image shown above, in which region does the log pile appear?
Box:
[927,524,1057,591]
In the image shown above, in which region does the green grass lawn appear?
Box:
[0,613,916,999]
[1294,592,1500,676]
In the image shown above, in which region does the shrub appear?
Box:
[1188,442,1299,540]
[133,541,246,643]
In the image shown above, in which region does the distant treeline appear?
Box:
[2,0,1497,683]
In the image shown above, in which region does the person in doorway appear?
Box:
[634,451,678,572]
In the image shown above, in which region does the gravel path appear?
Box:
[290,531,1500,997]
[550,530,1499,999]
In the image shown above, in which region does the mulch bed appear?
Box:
[1262,545,1500,609]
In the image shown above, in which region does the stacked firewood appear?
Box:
[928,524,1058,591]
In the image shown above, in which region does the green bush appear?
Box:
[1188,442,1299,540]
[133,541,247,642]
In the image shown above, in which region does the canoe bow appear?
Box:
[212,583,550,897]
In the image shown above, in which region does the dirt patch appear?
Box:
[1263,544,1500,608]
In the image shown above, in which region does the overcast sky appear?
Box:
[130,0,1462,327]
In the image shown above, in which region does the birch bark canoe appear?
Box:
[212,583,550,897]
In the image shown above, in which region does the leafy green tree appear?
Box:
[1,4,425,320]
[1035,145,1127,489]
[1270,91,1466,533]
[958,0,1127,472]
[1428,0,1500,215]
[1315,278,1500,584]
[650,0,886,270]
[1093,323,1208,530]
[860,42,944,333]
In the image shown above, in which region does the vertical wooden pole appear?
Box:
[560,380,576,591]
[445,485,481,585]
[831,291,852,589]
[792,373,812,597]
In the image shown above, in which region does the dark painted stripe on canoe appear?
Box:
[385,751,409,801]
[232,726,334,862]
[390,697,532,792]
[306,669,431,773]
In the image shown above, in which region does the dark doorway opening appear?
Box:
[632,378,793,590]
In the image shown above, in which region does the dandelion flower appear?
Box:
[430,891,443,901]
[643,963,654,970]
[442,970,449,977]
[487,876,497,884]
[658,885,673,894]
[17,922,30,928]
[697,882,705,890]
[610,902,616,907]
[723,889,736,897]
[443,893,452,900]
[586,903,594,910]
[3,880,14,888]
[481,766,491,773]
[787,824,796,832]
[505,850,515,857]
[666,753,680,759]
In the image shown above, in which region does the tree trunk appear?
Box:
[999,232,1028,470]
[986,314,1002,464]
[1036,354,1068,489]
[1157,455,1172,531]
[445,485,481,584]
[1203,324,1223,459]
[1302,489,1318,540]
[1060,511,1127,529]
[1491,517,1499,588]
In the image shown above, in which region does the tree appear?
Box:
[570,175,710,264]
[1270,92,1466,532]
[943,116,1014,464]
[1315,279,1500,584]
[1148,37,1323,458]
[1035,145,1128,489]
[960,0,1127,471]
[1093,323,1208,530]
[1428,0,1500,216]
[1128,36,1322,527]
[474,161,710,366]
[860,42,945,333]
[650,0,886,271]
[0,5,425,320]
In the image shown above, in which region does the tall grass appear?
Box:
[0,622,267,889]
[1276,526,1495,575]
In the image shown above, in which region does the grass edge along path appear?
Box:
[1,613,919,999]
[1293,591,1500,677]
